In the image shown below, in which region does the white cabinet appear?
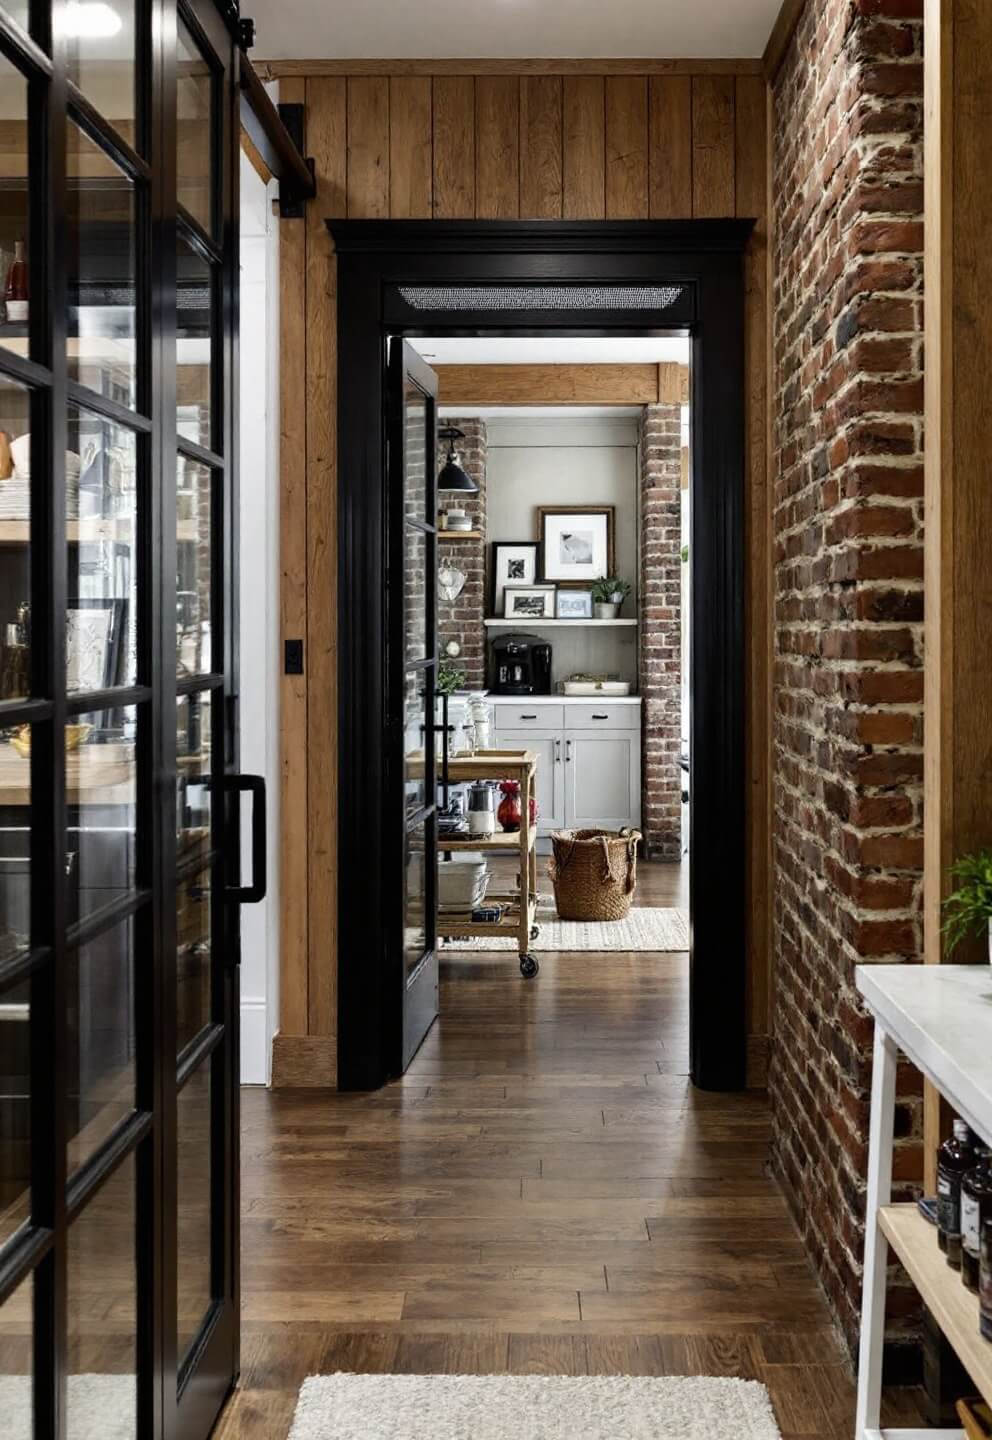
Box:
[493,701,641,835]
[520,730,566,833]
[564,731,640,831]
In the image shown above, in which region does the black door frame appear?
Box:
[330,219,754,1093]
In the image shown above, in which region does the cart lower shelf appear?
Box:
[436,893,541,977]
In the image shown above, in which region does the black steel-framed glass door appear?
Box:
[388,340,439,1069]
[0,1,246,1437]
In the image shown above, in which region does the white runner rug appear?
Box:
[289,1372,781,1439]
[441,905,688,952]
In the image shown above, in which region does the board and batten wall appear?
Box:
[266,60,771,1088]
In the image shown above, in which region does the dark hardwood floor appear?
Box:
[221,861,918,1439]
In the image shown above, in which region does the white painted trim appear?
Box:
[240,998,268,1085]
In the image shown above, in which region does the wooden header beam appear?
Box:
[436,362,689,407]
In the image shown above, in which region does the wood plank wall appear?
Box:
[271,63,771,1087]
[921,0,992,1187]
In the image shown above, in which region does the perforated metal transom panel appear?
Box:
[397,284,687,312]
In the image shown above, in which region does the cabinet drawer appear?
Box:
[493,703,564,730]
[565,703,641,730]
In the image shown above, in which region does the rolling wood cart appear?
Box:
[435,749,542,978]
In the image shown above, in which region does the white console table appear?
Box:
[856,964,992,1440]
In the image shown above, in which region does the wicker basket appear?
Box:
[548,828,642,922]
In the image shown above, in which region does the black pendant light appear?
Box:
[437,425,478,493]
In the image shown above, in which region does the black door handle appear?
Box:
[227,774,267,904]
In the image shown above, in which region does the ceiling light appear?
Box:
[65,2,123,39]
[437,426,477,494]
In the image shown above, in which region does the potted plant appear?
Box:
[942,847,992,964]
[591,575,632,620]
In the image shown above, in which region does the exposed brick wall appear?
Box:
[438,419,487,690]
[638,404,683,860]
[770,0,925,1368]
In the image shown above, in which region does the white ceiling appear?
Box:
[414,337,690,365]
[250,0,780,62]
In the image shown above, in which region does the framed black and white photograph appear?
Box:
[538,506,615,586]
[555,588,593,620]
[502,584,556,621]
[490,540,540,617]
[66,598,126,694]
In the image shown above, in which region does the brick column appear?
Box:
[437,418,487,690]
[770,0,925,1370]
[638,404,682,860]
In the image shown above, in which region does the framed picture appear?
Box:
[538,505,615,586]
[503,584,556,621]
[556,588,593,620]
[66,598,126,694]
[490,540,540,617]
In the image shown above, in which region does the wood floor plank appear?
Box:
[221,861,866,1439]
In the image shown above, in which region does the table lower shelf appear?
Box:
[878,1203,992,1410]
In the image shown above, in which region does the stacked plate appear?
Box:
[437,854,489,913]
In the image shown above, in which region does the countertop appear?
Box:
[447,692,642,706]
[856,963,992,1148]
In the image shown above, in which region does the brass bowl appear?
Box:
[9,722,92,759]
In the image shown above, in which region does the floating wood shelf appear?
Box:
[484,617,637,628]
[438,529,483,541]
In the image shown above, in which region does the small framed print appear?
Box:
[539,505,615,586]
[490,540,539,617]
[556,588,593,620]
[503,584,556,621]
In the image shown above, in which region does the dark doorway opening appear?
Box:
[331,220,753,1094]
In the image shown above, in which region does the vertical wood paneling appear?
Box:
[649,75,692,218]
[433,75,476,218]
[278,77,309,1040]
[562,75,605,218]
[691,75,735,216]
[276,61,771,1085]
[605,75,648,219]
[305,76,346,1053]
[519,76,562,218]
[346,76,389,218]
[475,75,519,217]
[389,76,432,218]
[735,73,771,1073]
[923,0,992,1182]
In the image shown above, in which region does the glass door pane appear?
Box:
[389,342,439,1070]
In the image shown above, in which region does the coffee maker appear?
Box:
[491,632,553,695]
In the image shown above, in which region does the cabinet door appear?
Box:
[494,728,565,833]
[564,731,641,830]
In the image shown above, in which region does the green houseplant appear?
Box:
[942,847,992,963]
[591,575,632,620]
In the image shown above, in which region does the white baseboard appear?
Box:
[240,998,269,1085]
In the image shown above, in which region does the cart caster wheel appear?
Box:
[520,955,539,978]
[530,925,540,941]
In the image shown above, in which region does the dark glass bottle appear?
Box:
[4,239,28,324]
[960,1146,992,1292]
[980,1218,992,1341]
[937,1118,976,1267]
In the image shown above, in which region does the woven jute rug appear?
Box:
[440,904,688,952]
